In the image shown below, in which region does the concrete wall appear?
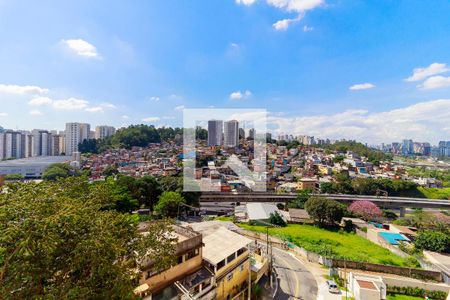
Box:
[354,286,380,300]
[140,251,203,294]
[331,259,443,282]
[382,276,450,294]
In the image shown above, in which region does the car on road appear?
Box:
[326,280,340,294]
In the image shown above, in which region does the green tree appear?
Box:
[333,155,345,163]
[4,174,24,181]
[269,211,287,227]
[382,210,398,220]
[158,176,200,207]
[320,182,336,194]
[136,176,162,208]
[114,175,162,209]
[305,196,345,226]
[0,177,175,299]
[154,192,186,217]
[195,126,208,140]
[102,177,139,213]
[111,125,161,149]
[414,231,450,253]
[288,189,311,209]
[42,163,80,181]
[78,138,99,154]
[103,165,119,177]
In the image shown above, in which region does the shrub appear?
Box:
[387,285,447,300]
[269,211,287,227]
[414,230,450,253]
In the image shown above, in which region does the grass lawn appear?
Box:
[387,294,424,300]
[418,187,450,200]
[239,223,413,267]
[213,216,233,222]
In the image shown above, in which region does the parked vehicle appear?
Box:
[326,280,339,294]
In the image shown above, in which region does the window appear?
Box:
[178,255,184,264]
[237,247,246,257]
[227,272,233,282]
[217,259,225,270]
[186,248,199,260]
[227,253,236,264]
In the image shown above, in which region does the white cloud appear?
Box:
[268,99,450,144]
[169,94,183,100]
[349,83,375,90]
[267,0,323,12]
[419,75,450,90]
[101,102,117,109]
[52,98,89,110]
[28,96,53,106]
[236,0,257,5]
[273,18,299,30]
[122,115,129,119]
[405,63,450,82]
[142,116,160,122]
[0,112,8,117]
[61,39,100,58]
[162,116,175,120]
[149,96,160,102]
[85,106,104,113]
[174,105,186,111]
[230,43,240,49]
[230,90,252,100]
[29,110,43,116]
[303,25,314,32]
[0,84,48,95]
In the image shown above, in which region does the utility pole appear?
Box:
[344,258,347,300]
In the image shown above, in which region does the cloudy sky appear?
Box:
[0,0,449,144]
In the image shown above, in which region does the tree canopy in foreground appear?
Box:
[0,177,175,299]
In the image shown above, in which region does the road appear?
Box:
[272,247,318,300]
[200,193,450,211]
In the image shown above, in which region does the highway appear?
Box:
[272,247,318,300]
[200,192,450,211]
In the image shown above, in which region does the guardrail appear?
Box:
[200,193,450,209]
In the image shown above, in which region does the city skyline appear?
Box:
[1,121,448,148]
[0,1,450,143]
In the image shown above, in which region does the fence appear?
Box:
[331,259,443,282]
[237,228,444,282]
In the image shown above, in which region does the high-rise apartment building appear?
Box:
[95,125,116,139]
[238,128,245,140]
[65,123,91,155]
[438,141,450,157]
[0,131,24,159]
[207,120,223,147]
[402,139,414,155]
[224,120,239,148]
[58,131,66,154]
[31,129,53,156]
[51,134,63,156]
[248,128,255,139]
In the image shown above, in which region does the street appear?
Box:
[272,247,318,300]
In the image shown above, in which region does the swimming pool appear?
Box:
[379,232,410,245]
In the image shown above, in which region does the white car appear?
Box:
[326,280,340,294]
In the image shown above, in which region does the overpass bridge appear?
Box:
[199,192,450,216]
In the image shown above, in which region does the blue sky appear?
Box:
[0,0,449,144]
